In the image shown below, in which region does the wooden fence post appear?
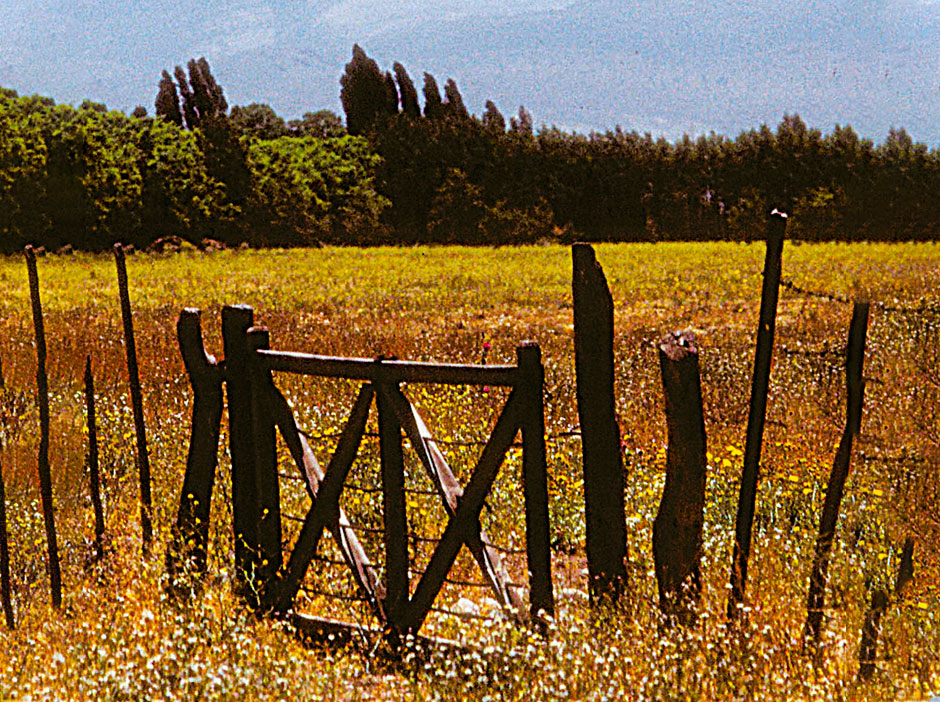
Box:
[84,356,105,562]
[654,330,707,625]
[0,436,13,628]
[804,301,869,650]
[246,326,282,594]
[168,309,223,587]
[222,305,260,588]
[518,342,554,623]
[25,246,62,609]
[572,243,627,603]
[0,355,13,628]
[727,209,787,620]
[376,371,409,635]
[113,243,152,552]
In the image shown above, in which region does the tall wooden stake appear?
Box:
[804,302,869,650]
[727,210,787,620]
[114,243,152,552]
[0,438,13,628]
[84,356,105,562]
[572,243,627,603]
[0,353,12,627]
[25,246,62,608]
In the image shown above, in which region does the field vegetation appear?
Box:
[0,241,937,700]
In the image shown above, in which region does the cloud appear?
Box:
[319,0,577,38]
[196,5,278,57]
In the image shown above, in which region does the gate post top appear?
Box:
[766,209,788,242]
[246,325,271,351]
[222,304,254,322]
[572,242,596,267]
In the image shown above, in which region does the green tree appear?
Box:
[288,110,346,138]
[230,103,288,140]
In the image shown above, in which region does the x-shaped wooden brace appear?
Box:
[264,379,525,637]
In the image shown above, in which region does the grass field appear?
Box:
[0,241,937,700]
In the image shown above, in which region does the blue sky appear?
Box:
[2,0,939,144]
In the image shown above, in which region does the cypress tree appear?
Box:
[385,71,399,115]
[483,100,506,134]
[422,73,443,119]
[339,44,390,136]
[154,70,182,126]
[174,65,198,129]
[443,78,470,121]
[393,62,420,118]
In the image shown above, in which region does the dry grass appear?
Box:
[0,241,937,700]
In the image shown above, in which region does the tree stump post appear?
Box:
[654,330,707,625]
[168,309,223,589]
[572,243,628,603]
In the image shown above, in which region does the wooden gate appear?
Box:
[169,305,554,643]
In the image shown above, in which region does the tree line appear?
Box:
[0,59,384,253]
[2,49,939,252]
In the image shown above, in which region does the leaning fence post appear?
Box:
[84,356,105,563]
[654,330,707,625]
[804,301,869,651]
[222,305,260,589]
[113,243,152,552]
[25,246,62,609]
[518,342,554,623]
[727,209,787,621]
[168,309,223,588]
[572,243,627,603]
[246,326,283,596]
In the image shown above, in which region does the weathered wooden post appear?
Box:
[376,368,409,634]
[245,326,283,593]
[222,305,261,588]
[0,451,12,629]
[654,330,707,625]
[804,301,869,650]
[572,243,628,603]
[727,209,787,621]
[518,342,555,623]
[0,355,14,628]
[84,356,105,562]
[168,309,223,586]
[113,243,152,552]
[25,245,62,609]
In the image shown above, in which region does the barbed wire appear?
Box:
[780,278,940,318]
